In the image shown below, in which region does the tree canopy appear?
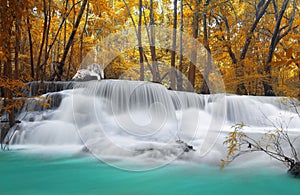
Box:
[0,0,299,96]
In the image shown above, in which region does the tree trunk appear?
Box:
[1,0,15,129]
[64,0,68,49]
[57,0,88,80]
[138,0,144,81]
[80,2,89,62]
[149,0,159,82]
[170,0,178,89]
[39,0,52,94]
[240,0,271,60]
[188,0,200,92]
[264,0,290,96]
[27,17,35,79]
[142,8,156,79]
[36,0,48,81]
[237,0,272,95]
[14,17,20,80]
[122,0,145,81]
[3,58,15,131]
[5,58,15,128]
[200,0,210,94]
[177,0,184,91]
[66,43,74,80]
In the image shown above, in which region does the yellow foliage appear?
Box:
[0,0,298,97]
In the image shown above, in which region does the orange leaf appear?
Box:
[274,53,283,60]
[286,48,293,59]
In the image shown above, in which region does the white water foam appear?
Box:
[7,80,300,169]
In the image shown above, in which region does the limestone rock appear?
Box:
[72,63,104,81]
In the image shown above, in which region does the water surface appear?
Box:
[0,151,299,195]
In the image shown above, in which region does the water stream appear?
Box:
[1,80,300,193]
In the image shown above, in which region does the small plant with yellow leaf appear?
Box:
[222,122,299,177]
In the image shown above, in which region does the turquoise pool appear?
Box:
[0,151,299,195]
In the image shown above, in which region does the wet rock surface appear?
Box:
[176,140,196,152]
[288,162,300,178]
[72,63,104,81]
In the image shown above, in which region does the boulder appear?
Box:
[288,162,300,178]
[176,140,196,152]
[72,63,104,81]
[72,69,100,81]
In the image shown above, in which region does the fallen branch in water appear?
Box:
[221,123,299,177]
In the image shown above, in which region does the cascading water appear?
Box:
[24,81,74,97]
[6,80,300,169]
[225,95,300,128]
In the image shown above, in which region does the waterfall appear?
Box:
[6,80,300,168]
[23,81,74,97]
[225,95,300,128]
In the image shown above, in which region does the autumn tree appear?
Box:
[0,0,299,101]
[0,0,32,140]
[263,0,297,95]
[57,0,88,80]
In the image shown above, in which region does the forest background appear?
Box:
[0,0,299,126]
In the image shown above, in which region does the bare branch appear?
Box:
[222,120,298,169]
